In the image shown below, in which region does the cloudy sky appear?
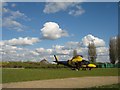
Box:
[1,2,118,62]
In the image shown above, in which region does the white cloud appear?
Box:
[46,49,53,54]
[44,2,73,13]
[2,45,20,52]
[53,45,64,50]
[68,5,85,16]
[0,41,5,46]
[47,36,108,62]
[36,48,53,55]
[96,55,109,62]
[43,2,85,16]
[93,49,109,62]
[0,38,40,61]
[81,34,105,47]
[78,34,109,62]
[29,51,39,56]
[41,22,68,40]
[4,37,40,46]
[45,0,84,2]
[36,48,45,52]
[2,8,30,32]
[52,45,72,55]
[3,17,24,32]
[11,3,16,7]
[1,45,40,62]
[2,7,29,20]
[96,47,109,56]
[1,44,24,61]
[74,46,109,62]
[1,34,109,63]
[65,41,79,49]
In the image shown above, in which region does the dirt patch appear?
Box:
[2,76,119,88]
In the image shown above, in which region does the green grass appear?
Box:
[2,68,119,83]
[97,83,120,88]
[74,84,120,90]
[94,83,120,88]
[0,68,2,83]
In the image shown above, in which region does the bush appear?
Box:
[2,61,68,69]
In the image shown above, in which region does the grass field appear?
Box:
[74,83,120,90]
[2,68,119,83]
[93,83,120,88]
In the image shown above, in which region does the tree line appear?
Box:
[88,35,120,64]
[109,35,120,64]
[1,61,66,69]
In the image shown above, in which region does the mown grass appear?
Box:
[0,68,2,83]
[2,68,119,83]
[74,84,120,90]
[93,83,120,88]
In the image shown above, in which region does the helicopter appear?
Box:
[53,55,96,71]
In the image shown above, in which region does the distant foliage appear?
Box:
[88,42,97,63]
[73,49,77,57]
[109,36,119,64]
[2,61,66,69]
[118,36,120,63]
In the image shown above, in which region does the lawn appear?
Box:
[93,83,120,88]
[74,83,120,90]
[2,68,119,83]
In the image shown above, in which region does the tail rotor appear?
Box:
[53,55,59,65]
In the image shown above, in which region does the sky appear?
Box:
[1,2,118,62]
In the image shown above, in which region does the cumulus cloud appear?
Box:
[3,37,40,46]
[65,41,79,49]
[1,45,41,62]
[1,43,24,61]
[96,47,109,56]
[41,22,68,40]
[81,34,105,47]
[36,48,53,55]
[0,41,5,46]
[1,45,23,54]
[1,37,40,61]
[1,34,109,62]
[29,51,39,56]
[52,45,72,55]
[96,55,109,62]
[36,48,45,53]
[53,45,64,50]
[43,2,85,16]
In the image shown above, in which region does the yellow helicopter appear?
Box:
[53,55,96,70]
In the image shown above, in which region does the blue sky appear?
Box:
[1,2,118,62]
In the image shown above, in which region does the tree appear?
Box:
[109,37,118,64]
[88,42,97,63]
[118,36,120,63]
[73,49,77,57]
